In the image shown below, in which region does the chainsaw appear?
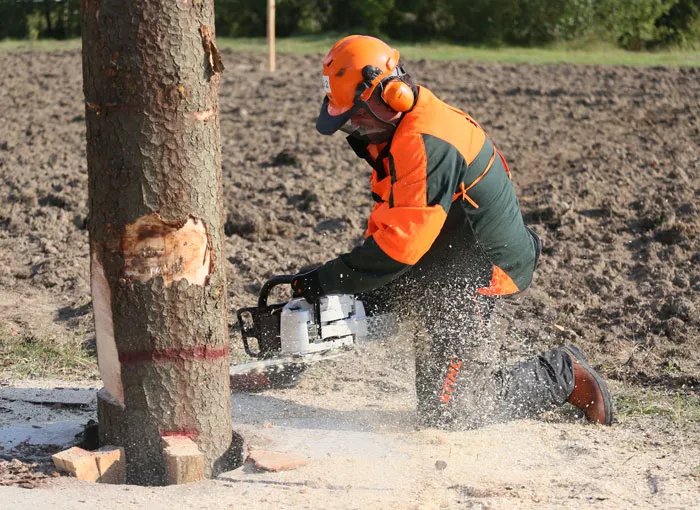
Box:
[231,275,397,391]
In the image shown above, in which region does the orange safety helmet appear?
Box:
[316,35,415,136]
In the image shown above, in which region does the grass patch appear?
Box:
[614,384,700,427]
[223,36,700,66]
[1,36,699,66]
[0,38,81,51]
[0,323,98,381]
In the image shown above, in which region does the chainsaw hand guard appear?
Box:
[237,303,285,358]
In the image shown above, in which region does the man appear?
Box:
[291,35,613,428]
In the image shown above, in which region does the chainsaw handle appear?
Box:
[237,275,299,359]
[258,275,295,308]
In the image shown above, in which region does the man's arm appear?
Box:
[313,133,455,295]
[315,236,411,295]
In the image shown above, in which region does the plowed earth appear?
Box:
[0,50,698,508]
[1,50,697,381]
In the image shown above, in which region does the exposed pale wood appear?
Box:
[94,446,126,484]
[249,449,308,472]
[52,447,101,482]
[52,445,126,484]
[91,253,122,405]
[162,436,205,485]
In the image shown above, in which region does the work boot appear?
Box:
[561,345,613,425]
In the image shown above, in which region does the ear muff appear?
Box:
[356,65,415,113]
[381,80,414,113]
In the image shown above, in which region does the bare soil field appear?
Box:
[0,50,698,508]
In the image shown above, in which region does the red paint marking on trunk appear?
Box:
[161,430,200,438]
[192,109,215,121]
[119,345,229,364]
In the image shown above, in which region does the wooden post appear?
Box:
[268,0,276,72]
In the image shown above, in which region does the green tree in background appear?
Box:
[214,0,265,37]
[330,0,396,35]
[0,0,80,40]
[508,0,589,45]
[215,0,332,37]
[596,0,678,49]
[654,0,700,46]
[446,0,518,45]
[384,0,454,41]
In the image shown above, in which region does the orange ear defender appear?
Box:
[381,79,414,112]
[357,65,415,112]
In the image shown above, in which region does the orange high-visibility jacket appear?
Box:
[317,86,539,296]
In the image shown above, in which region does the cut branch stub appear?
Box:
[200,25,224,74]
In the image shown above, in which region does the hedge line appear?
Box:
[2,0,699,50]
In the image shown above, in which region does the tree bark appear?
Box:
[82,0,234,485]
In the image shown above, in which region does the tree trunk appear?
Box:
[43,0,54,38]
[82,0,234,485]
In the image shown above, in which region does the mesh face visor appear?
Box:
[337,100,398,144]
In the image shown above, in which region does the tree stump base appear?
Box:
[97,388,246,485]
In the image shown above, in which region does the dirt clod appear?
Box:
[270,149,300,167]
